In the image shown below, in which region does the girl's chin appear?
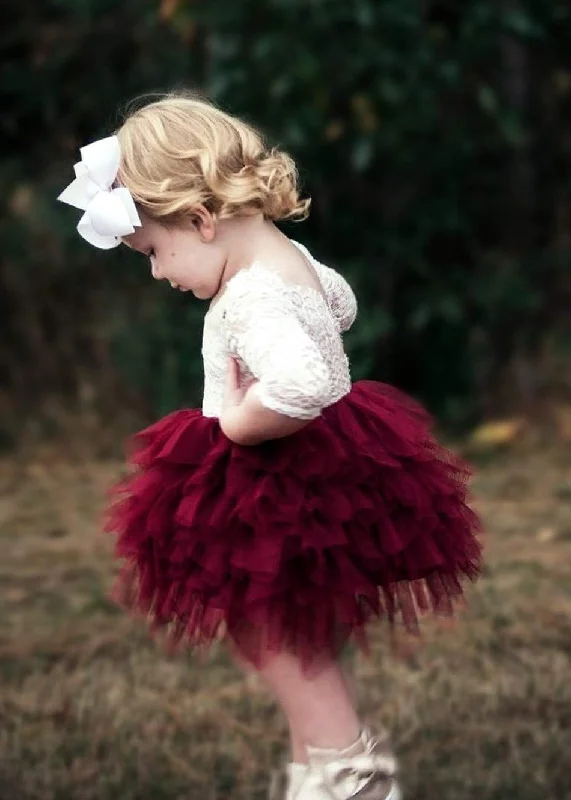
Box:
[192,288,213,300]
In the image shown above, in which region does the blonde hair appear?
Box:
[116,93,310,224]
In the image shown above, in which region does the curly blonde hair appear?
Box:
[116,93,310,224]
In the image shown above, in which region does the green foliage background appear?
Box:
[2,0,570,430]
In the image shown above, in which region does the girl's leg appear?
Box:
[233,646,399,799]
[256,650,361,759]
[289,729,307,764]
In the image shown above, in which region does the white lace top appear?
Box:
[202,241,357,420]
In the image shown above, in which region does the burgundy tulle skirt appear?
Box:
[104,381,482,667]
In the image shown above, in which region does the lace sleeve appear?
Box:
[223,272,333,420]
[313,261,357,332]
[292,241,358,332]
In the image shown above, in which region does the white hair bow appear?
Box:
[58,135,141,249]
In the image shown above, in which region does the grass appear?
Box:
[0,442,570,799]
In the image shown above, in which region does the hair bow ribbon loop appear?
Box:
[58,136,141,249]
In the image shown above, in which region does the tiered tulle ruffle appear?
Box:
[105,380,482,666]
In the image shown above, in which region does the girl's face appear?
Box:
[124,211,226,300]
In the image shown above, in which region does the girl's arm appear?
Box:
[220,359,309,446]
[219,273,334,445]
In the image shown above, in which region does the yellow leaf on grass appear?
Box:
[469,419,524,448]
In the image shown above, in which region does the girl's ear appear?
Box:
[192,205,216,243]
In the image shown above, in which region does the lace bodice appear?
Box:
[201,241,357,420]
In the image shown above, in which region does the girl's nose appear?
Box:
[151,261,161,280]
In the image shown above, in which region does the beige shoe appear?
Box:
[286,763,310,799]
[269,762,309,800]
[287,729,401,800]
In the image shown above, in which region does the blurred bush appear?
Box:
[1,0,571,435]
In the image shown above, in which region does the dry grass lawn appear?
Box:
[0,441,570,799]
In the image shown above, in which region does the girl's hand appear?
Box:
[223,357,255,411]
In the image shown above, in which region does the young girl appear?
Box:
[58,94,482,800]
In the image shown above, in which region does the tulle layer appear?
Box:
[104,381,482,665]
